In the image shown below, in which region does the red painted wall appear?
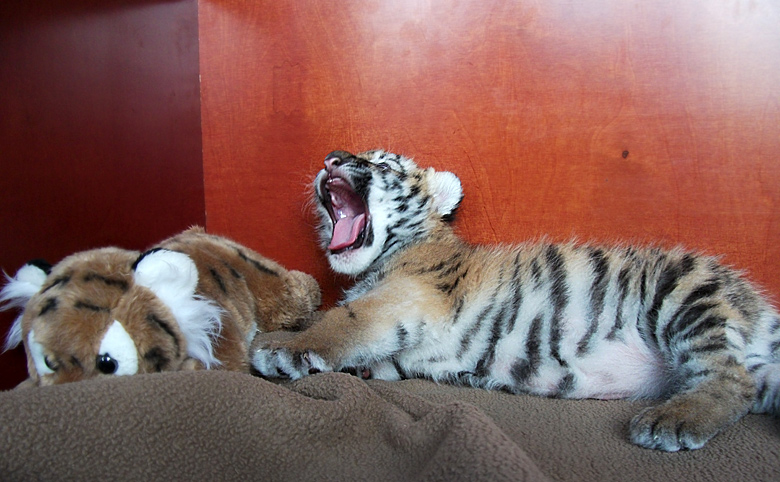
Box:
[3,0,779,389]
[199,0,780,312]
[0,0,205,389]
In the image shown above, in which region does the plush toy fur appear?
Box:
[1,227,321,387]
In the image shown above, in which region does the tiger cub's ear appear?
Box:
[1,260,50,351]
[132,248,199,305]
[428,169,463,217]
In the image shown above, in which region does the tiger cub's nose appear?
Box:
[324,157,340,170]
[324,150,353,170]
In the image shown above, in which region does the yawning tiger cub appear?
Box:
[253,149,780,451]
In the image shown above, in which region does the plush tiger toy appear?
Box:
[1,227,321,387]
[252,149,780,452]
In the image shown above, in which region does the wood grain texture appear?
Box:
[200,0,780,310]
[0,0,205,389]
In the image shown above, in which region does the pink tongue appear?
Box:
[329,213,366,251]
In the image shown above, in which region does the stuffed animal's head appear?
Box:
[1,248,223,386]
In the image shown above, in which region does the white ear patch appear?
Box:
[28,330,54,376]
[98,320,139,376]
[134,249,199,306]
[428,170,463,216]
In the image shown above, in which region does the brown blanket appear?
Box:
[0,371,777,481]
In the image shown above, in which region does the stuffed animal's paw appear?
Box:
[629,403,720,452]
[251,332,332,379]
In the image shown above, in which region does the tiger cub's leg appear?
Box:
[252,283,441,379]
[629,306,756,451]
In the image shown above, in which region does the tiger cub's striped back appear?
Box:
[252,149,780,452]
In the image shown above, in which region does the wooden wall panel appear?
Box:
[0,0,204,389]
[200,0,780,310]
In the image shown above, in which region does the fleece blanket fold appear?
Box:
[0,371,777,481]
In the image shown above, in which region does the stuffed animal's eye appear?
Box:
[96,354,118,374]
[44,356,58,372]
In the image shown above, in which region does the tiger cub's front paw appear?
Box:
[250,331,333,379]
[252,345,332,380]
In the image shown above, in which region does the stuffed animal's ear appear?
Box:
[132,248,199,305]
[133,248,223,369]
[428,169,463,217]
[1,261,50,351]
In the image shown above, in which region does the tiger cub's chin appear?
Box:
[255,149,780,452]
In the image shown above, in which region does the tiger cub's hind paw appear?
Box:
[629,402,726,452]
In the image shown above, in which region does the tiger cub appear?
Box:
[253,149,780,451]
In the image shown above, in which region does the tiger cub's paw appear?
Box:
[253,346,332,379]
[629,403,720,452]
[251,334,332,380]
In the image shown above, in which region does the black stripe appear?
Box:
[770,318,780,334]
[236,249,279,277]
[450,297,465,324]
[606,264,632,340]
[747,361,765,373]
[662,281,721,344]
[209,267,228,294]
[663,302,718,346]
[459,265,507,360]
[147,313,180,357]
[364,220,375,247]
[391,358,407,380]
[437,276,462,294]
[504,252,524,334]
[83,273,129,291]
[74,300,110,313]
[530,259,543,287]
[511,314,543,385]
[644,254,696,347]
[680,315,726,342]
[556,372,576,396]
[756,381,768,404]
[222,262,242,279]
[546,245,569,366]
[577,248,609,355]
[38,297,58,316]
[457,304,490,359]
[686,369,712,385]
[474,305,505,377]
[771,340,780,353]
[688,333,729,353]
[144,347,169,372]
[379,236,402,258]
[41,275,71,294]
[437,258,463,278]
[396,325,409,350]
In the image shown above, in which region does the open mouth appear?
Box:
[320,173,369,253]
